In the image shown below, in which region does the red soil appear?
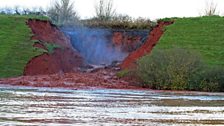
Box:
[121,21,173,69]
[24,19,84,76]
[0,20,173,90]
[0,68,143,90]
[112,32,142,52]
[27,19,71,48]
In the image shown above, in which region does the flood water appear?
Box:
[0,85,224,126]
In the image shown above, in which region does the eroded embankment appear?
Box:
[62,28,149,65]
[0,20,173,90]
[24,19,84,75]
[121,21,174,69]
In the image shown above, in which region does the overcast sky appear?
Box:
[0,0,224,20]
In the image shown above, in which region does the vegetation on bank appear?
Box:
[132,16,224,92]
[82,16,155,29]
[157,16,224,66]
[0,15,46,78]
[135,49,224,92]
[0,0,224,93]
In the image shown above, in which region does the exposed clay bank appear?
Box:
[0,19,173,90]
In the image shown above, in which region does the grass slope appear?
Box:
[156,16,224,66]
[0,15,46,78]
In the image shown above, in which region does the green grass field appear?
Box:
[155,16,224,66]
[0,15,47,78]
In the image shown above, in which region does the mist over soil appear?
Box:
[62,27,149,66]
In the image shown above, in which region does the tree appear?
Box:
[47,0,79,26]
[204,0,219,16]
[94,0,116,21]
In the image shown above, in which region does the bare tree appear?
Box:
[47,0,79,26]
[204,0,219,16]
[94,0,116,21]
[14,6,21,15]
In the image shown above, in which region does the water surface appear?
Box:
[0,85,224,125]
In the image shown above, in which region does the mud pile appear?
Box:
[121,21,174,69]
[24,19,84,75]
[1,68,142,90]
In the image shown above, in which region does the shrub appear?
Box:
[82,15,154,29]
[199,66,224,92]
[135,48,224,92]
[136,48,203,90]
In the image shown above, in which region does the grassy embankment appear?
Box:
[135,16,224,91]
[0,15,47,78]
[156,16,224,66]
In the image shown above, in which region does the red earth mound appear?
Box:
[24,19,84,76]
[1,68,143,90]
[121,21,174,69]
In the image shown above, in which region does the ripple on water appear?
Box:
[0,85,224,125]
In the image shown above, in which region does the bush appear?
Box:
[82,15,154,29]
[135,48,224,92]
[199,67,224,92]
[136,48,203,90]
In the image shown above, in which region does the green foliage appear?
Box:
[157,16,224,66]
[199,66,224,92]
[0,15,45,78]
[136,48,224,92]
[136,48,203,90]
[116,70,129,78]
[44,43,62,54]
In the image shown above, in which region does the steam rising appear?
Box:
[63,27,128,65]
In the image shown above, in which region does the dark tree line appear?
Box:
[0,6,46,16]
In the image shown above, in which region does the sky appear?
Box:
[0,0,224,20]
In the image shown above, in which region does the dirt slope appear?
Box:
[121,21,173,69]
[24,19,84,75]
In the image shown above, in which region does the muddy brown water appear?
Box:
[0,85,224,126]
